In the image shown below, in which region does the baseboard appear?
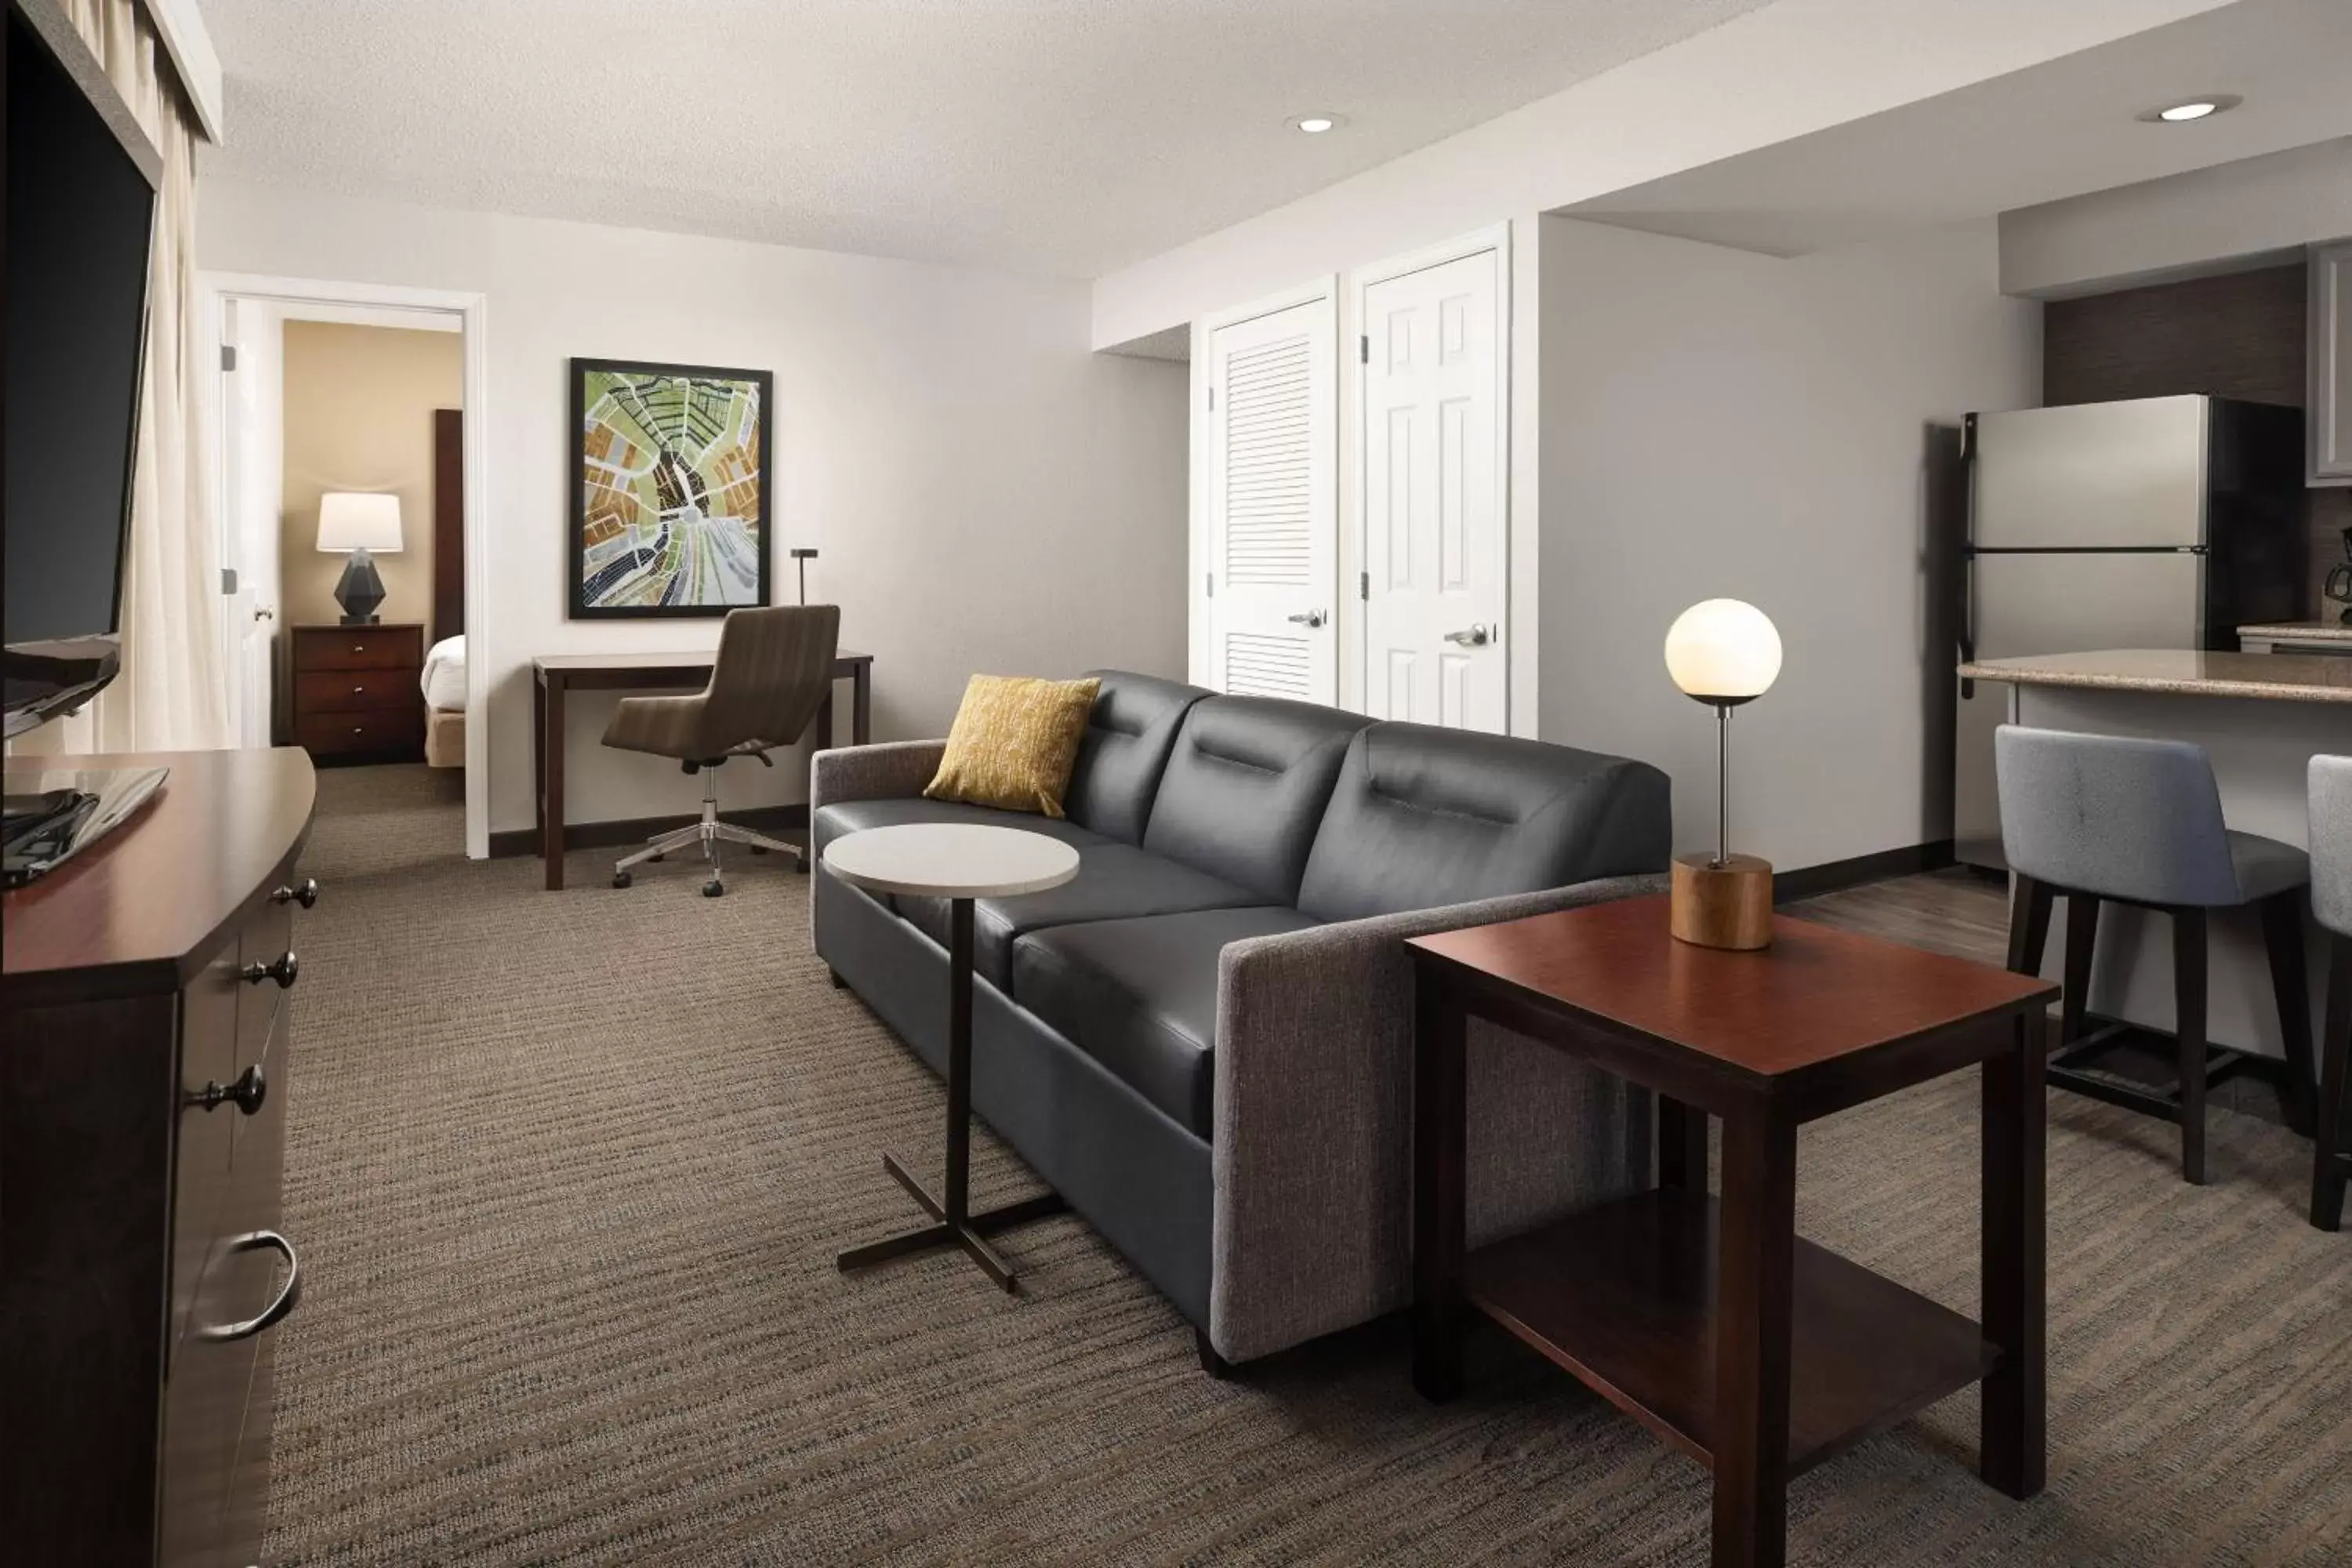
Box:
[488,804,811,859]
[1773,840,1955,904]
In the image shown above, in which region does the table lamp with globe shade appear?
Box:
[1664,598,1782,950]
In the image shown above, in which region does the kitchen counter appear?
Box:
[1958,648,2352,703]
[2238,622,2352,644]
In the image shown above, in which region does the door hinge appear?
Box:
[220,566,238,595]
[1359,571,1369,601]
[1205,572,1215,599]
[1359,335,1370,364]
[220,343,237,372]
[1207,385,1216,411]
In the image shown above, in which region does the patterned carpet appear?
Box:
[264,766,2352,1566]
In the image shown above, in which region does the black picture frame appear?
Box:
[568,357,773,619]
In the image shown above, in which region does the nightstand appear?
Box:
[289,622,426,763]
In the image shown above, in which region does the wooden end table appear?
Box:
[826,822,1077,1291]
[1408,894,2056,1568]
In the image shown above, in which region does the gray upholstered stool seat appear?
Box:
[1997,725,2318,1185]
[2227,833,2321,905]
[2308,755,2351,1230]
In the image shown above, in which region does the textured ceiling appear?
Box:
[198,0,1773,278]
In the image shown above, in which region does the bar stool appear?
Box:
[2310,755,2351,1231]
[1997,725,2317,1185]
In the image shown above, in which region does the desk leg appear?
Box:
[542,671,567,891]
[1411,969,1468,1404]
[533,675,546,837]
[852,662,871,745]
[815,691,835,753]
[1714,1107,1796,1568]
[1658,1094,1708,1192]
[1982,1010,2047,1498]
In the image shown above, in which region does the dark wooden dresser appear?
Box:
[289,621,424,762]
[2,748,318,1566]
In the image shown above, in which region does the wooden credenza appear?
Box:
[2,748,318,1566]
[289,622,424,763]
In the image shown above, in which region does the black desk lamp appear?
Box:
[790,548,818,605]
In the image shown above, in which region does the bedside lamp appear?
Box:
[1664,598,1782,950]
[317,492,402,625]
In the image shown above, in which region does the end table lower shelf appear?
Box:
[1464,1190,1999,1478]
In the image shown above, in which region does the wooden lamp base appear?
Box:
[1670,852,1773,950]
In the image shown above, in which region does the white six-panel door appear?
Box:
[1206,298,1337,702]
[1360,248,1504,731]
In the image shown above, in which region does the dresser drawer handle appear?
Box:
[198,1231,301,1342]
[241,951,299,988]
[271,877,320,909]
[187,1063,267,1116]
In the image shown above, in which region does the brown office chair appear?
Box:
[603,604,840,896]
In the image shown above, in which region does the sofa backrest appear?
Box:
[1063,670,1211,844]
[1142,695,1369,904]
[1294,722,1672,924]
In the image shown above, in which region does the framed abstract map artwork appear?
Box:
[568,358,771,617]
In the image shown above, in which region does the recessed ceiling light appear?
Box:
[2137,94,2241,123]
[1288,112,1345,135]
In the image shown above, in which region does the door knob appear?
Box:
[187,1064,267,1116]
[1443,624,1493,647]
[252,605,276,622]
[1287,609,1329,629]
[241,951,299,989]
[271,877,320,909]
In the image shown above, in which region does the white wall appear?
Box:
[1536,216,2041,872]
[1091,0,2234,350]
[2000,137,2352,297]
[198,179,1189,839]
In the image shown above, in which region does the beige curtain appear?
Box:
[31,0,230,753]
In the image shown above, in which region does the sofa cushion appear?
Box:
[1141,696,1369,905]
[1011,906,1322,1138]
[1294,722,1673,924]
[898,844,1271,991]
[1062,670,1212,845]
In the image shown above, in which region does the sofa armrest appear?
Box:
[1207,873,1664,1363]
[809,739,947,813]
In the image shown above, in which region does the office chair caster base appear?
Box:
[703,879,725,898]
[612,872,631,889]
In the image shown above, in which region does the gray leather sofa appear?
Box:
[811,671,1672,1367]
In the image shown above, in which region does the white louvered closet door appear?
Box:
[1207,297,1336,702]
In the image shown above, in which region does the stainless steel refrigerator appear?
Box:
[1954,394,2305,869]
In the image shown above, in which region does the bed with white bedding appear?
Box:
[420,634,466,768]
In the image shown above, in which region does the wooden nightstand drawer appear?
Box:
[296,669,415,713]
[296,626,419,671]
[294,708,423,757]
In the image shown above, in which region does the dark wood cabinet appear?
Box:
[2,748,318,1566]
[289,622,425,762]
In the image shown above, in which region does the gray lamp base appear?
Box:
[333,547,387,625]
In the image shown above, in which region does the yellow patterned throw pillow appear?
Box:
[924,675,1102,819]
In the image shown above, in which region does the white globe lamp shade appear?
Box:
[1664,599,1781,703]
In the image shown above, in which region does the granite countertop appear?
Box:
[2238,622,2352,643]
[1957,649,2352,703]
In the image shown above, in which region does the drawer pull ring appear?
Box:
[198,1231,301,1342]
[241,951,299,989]
[187,1064,267,1116]
[270,877,320,909]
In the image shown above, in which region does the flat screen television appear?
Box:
[2,4,161,737]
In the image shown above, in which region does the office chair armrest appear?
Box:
[809,739,949,813]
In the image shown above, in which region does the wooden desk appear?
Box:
[532,649,873,891]
[1407,895,2056,1568]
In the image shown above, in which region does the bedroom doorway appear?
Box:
[202,274,491,857]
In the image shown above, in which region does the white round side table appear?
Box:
[823,822,1080,1291]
